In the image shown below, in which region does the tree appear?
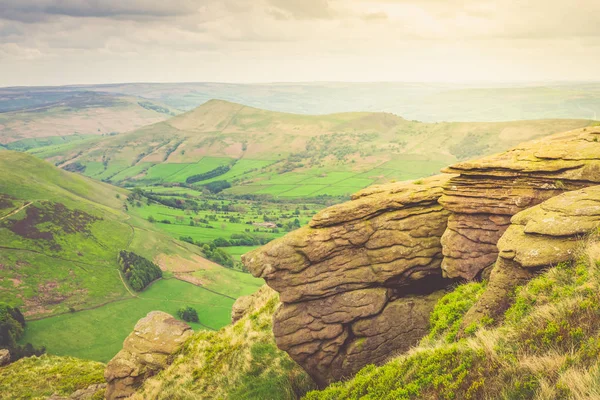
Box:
[177,306,199,323]
[147,215,156,223]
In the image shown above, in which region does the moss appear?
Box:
[0,354,105,399]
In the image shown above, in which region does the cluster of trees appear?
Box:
[177,306,199,323]
[62,162,86,173]
[0,303,45,363]
[118,251,163,291]
[203,181,231,194]
[212,233,273,247]
[186,165,231,184]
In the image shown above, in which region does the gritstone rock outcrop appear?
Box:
[243,175,452,386]
[104,311,192,399]
[440,127,600,280]
[461,184,600,329]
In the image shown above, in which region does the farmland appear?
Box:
[0,151,265,362]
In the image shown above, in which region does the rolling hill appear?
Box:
[31,99,595,198]
[0,90,179,146]
[0,151,263,361]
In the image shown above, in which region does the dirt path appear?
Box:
[0,201,33,221]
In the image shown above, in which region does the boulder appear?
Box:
[244,175,453,386]
[0,349,10,366]
[461,185,600,329]
[104,311,192,399]
[440,127,600,280]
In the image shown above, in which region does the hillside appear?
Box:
[0,90,179,146]
[0,151,263,362]
[34,82,600,122]
[30,99,594,198]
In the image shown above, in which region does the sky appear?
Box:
[0,0,599,86]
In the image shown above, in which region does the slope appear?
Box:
[30,99,595,198]
[0,90,179,145]
[0,151,263,362]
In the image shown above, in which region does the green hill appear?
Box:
[0,151,263,362]
[0,91,179,146]
[28,99,594,198]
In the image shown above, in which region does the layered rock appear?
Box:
[104,311,192,399]
[462,185,600,329]
[440,127,600,279]
[243,175,452,386]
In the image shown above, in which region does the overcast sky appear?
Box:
[0,0,599,86]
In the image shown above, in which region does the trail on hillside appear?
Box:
[0,201,33,221]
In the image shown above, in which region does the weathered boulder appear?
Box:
[462,185,600,329]
[440,127,600,280]
[104,311,192,399]
[244,175,453,386]
[0,349,10,366]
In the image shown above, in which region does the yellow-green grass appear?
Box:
[0,354,105,400]
[110,162,154,182]
[222,245,261,261]
[142,163,191,182]
[278,185,327,197]
[167,157,233,183]
[20,278,235,362]
[190,264,263,297]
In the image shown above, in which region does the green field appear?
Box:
[20,278,235,362]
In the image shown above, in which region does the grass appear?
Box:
[306,239,600,400]
[131,286,316,400]
[0,354,105,400]
[20,278,235,362]
[1,152,269,364]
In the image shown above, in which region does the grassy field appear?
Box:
[1,151,267,362]
[20,278,236,362]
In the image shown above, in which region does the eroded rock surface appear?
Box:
[0,349,10,366]
[462,185,600,329]
[244,176,452,386]
[104,311,192,399]
[439,127,600,280]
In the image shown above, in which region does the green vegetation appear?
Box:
[118,251,163,291]
[0,303,45,362]
[20,278,236,362]
[24,100,593,202]
[0,152,264,363]
[132,286,316,400]
[186,164,232,184]
[307,240,600,400]
[0,354,105,400]
[177,306,199,323]
[422,282,487,344]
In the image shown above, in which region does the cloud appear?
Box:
[266,0,336,19]
[0,0,201,22]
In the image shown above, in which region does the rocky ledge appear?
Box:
[461,184,600,329]
[243,175,452,386]
[440,127,600,280]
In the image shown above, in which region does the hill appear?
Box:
[31,81,600,122]
[0,90,179,146]
[28,99,594,198]
[0,151,263,362]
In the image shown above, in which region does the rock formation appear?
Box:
[244,175,452,386]
[461,184,600,328]
[440,127,600,280]
[0,349,10,366]
[244,126,600,386]
[104,311,192,399]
